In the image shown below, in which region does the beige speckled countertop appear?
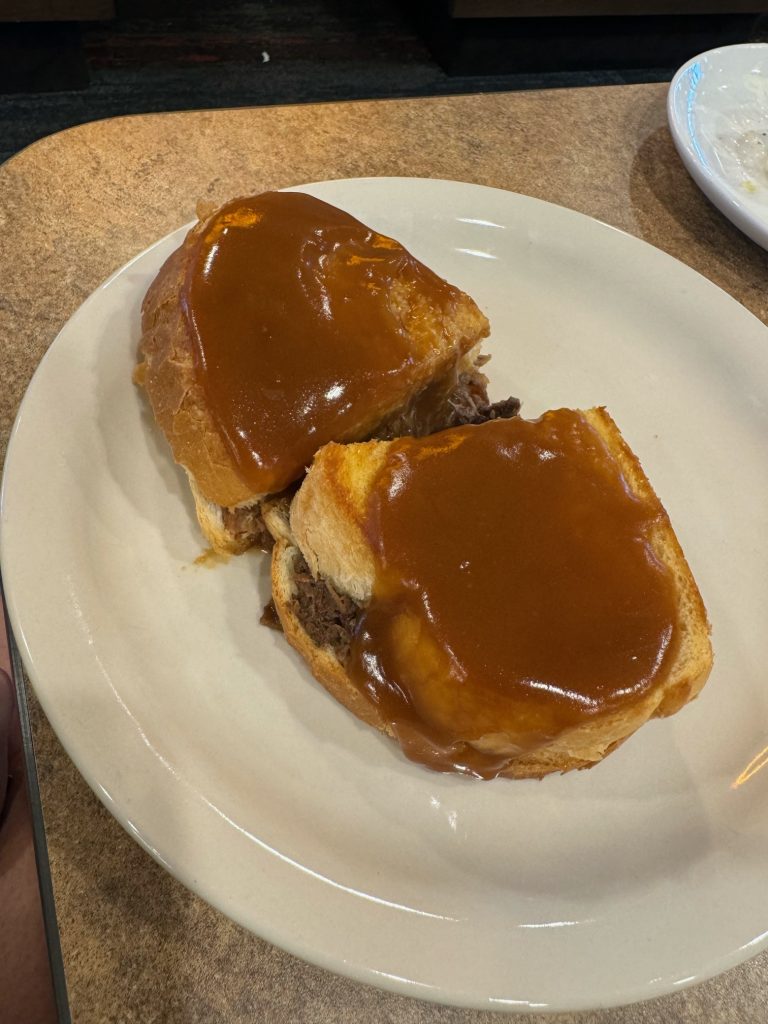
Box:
[2,84,768,1023]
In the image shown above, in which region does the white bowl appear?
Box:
[668,42,768,250]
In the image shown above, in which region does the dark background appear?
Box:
[0,2,766,170]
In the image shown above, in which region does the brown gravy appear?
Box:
[182,191,468,496]
[347,411,680,777]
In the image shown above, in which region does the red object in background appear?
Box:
[0,589,69,1024]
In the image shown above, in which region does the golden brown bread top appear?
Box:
[278,408,713,778]
[135,192,491,508]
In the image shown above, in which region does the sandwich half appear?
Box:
[135,190,517,553]
[270,408,713,779]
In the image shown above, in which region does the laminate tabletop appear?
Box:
[2,84,767,1023]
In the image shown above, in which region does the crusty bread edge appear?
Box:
[136,230,262,510]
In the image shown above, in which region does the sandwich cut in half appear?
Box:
[270,408,713,779]
[135,190,519,553]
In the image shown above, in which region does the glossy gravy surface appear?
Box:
[348,411,679,777]
[182,191,465,496]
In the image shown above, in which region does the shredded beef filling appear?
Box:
[221,503,274,552]
[448,378,521,427]
[289,554,362,662]
[374,367,520,439]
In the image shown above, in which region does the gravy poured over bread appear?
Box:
[272,410,713,778]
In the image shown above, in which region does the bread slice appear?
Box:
[135,192,499,554]
[271,408,713,778]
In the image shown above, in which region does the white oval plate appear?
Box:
[668,42,768,250]
[3,178,768,1014]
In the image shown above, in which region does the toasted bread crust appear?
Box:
[275,409,714,778]
[289,439,385,602]
[136,229,257,510]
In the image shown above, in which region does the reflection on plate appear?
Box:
[3,178,768,1013]
[668,42,768,248]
